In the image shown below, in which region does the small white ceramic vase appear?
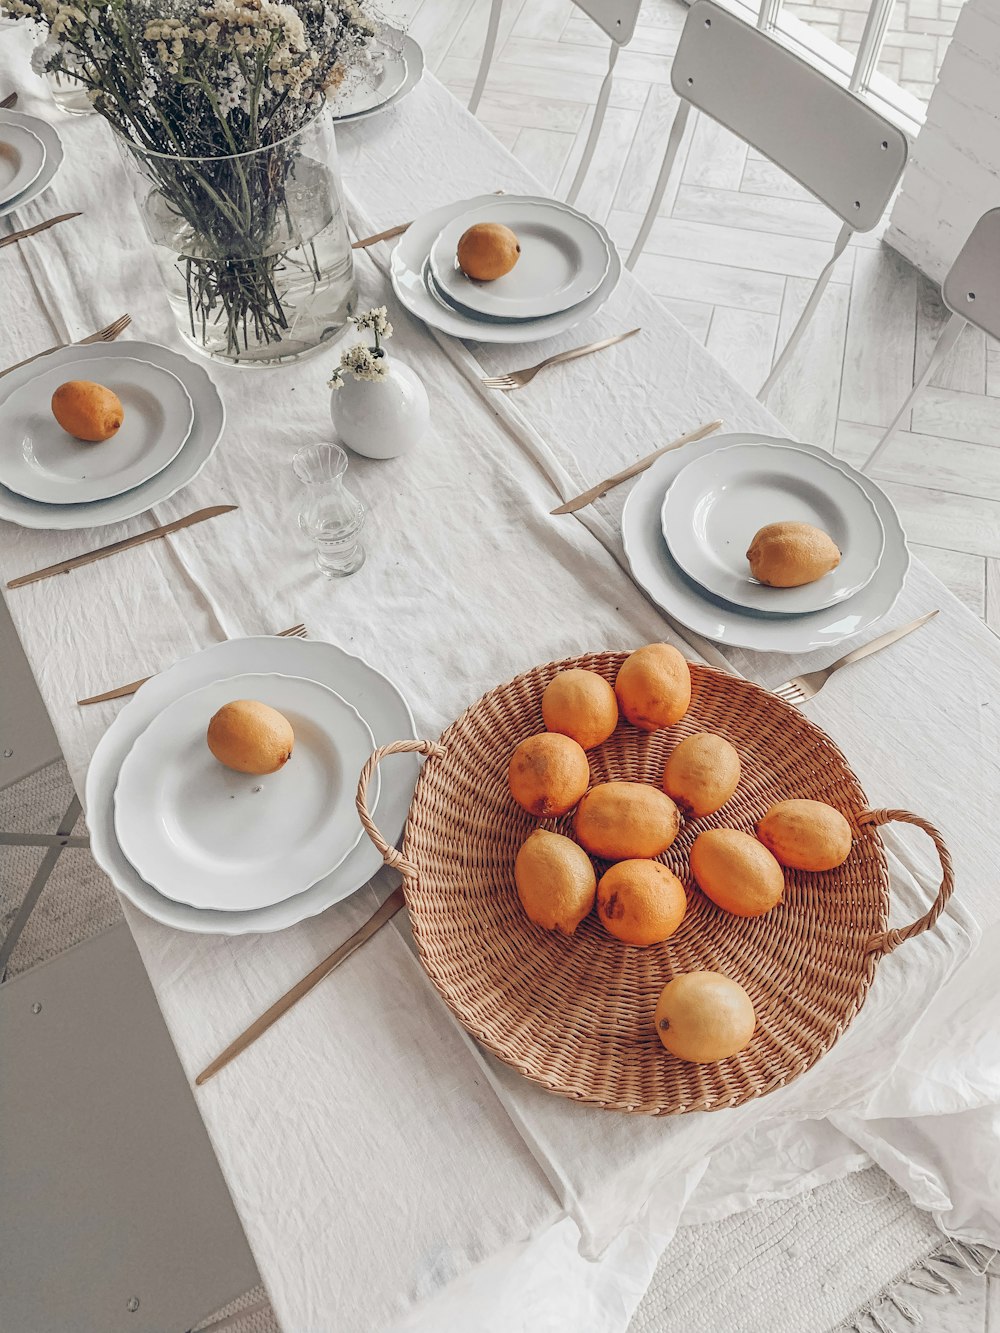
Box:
[330,357,429,460]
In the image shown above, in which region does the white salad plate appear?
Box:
[114,672,377,912]
[392,194,621,345]
[661,442,885,615]
[428,198,610,320]
[0,340,224,529]
[332,33,423,123]
[330,35,408,118]
[0,356,194,504]
[622,433,909,654]
[87,637,420,935]
[0,121,45,207]
[0,109,63,219]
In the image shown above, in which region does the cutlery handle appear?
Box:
[827,609,939,674]
[351,221,410,249]
[195,884,407,1086]
[0,211,82,250]
[535,327,641,373]
[0,342,67,380]
[602,419,724,493]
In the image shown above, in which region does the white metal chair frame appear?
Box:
[467,0,643,205]
[862,207,1000,474]
[0,597,87,981]
[625,0,909,400]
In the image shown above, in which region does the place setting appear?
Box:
[390,192,622,344]
[617,431,910,653]
[329,26,424,123]
[86,633,421,935]
[0,337,225,531]
[0,104,63,219]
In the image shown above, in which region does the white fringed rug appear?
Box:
[630,1167,994,1333]
[4,763,993,1333]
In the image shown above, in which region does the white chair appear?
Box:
[0,923,263,1332]
[625,0,909,400]
[0,596,88,981]
[467,0,643,205]
[863,207,1000,474]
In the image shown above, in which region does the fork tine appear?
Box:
[278,623,307,638]
[482,378,516,390]
[775,683,804,705]
[101,314,132,339]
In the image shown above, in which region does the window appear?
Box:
[713,0,968,135]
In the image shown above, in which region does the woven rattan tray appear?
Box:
[357,652,953,1116]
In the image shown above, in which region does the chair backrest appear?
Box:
[672,0,908,231]
[942,207,1000,341]
[572,0,643,47]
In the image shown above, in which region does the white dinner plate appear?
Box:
[332,33,423,123]
[425,262,527,324]
[391,194,622,344]
[86,637,420,934]
[622,433,908,653]
[0,121,45,207]
[428,198,610,320]
[114,673,376,911]
[0,340,224,529]
[0,109,63,219]
[330,36,408,118]
[0,356,194,504]
[661,442,885,614]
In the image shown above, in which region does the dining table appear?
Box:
[2,25,1000,1332]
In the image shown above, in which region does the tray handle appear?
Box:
[860,808,955,955]
[356,739,446,881]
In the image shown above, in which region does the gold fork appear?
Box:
[0,313,131,379]
[482,328,641,391]
[0,93,17,110]
[772,611,939,707]
[77,624,308,705]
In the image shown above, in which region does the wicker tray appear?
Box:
[357,652,953,1116]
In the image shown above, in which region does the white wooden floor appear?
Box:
[378,0,1000,635]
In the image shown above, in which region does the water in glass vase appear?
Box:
[117,111,358,367]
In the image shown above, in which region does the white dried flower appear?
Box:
[352,305,392,338]
[330,342,389,384]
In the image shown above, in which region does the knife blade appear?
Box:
[7,505,238,589]
[550,420,724,515]
[0,211,82,250]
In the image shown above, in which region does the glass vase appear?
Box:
[114,110,357,367]
[293,442,366,578]
[44,68,94,116]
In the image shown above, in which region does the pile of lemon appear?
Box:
[507,644,853,1065]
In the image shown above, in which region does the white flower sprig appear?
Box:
[329,306,394,387]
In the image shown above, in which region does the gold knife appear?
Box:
[550,420,724,515]
[195,885,407,1085]
[0,212,82,250]
[351,221,410,250]
[7,505,238,589]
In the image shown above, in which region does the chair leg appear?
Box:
[758,221,853,400]
[0,793,81,983]
[861,312,967,475]
[467,0,504,115]
[626,100,692,271]
[564,42,620,207]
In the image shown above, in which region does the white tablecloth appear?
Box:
[2,30,1000,1331]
